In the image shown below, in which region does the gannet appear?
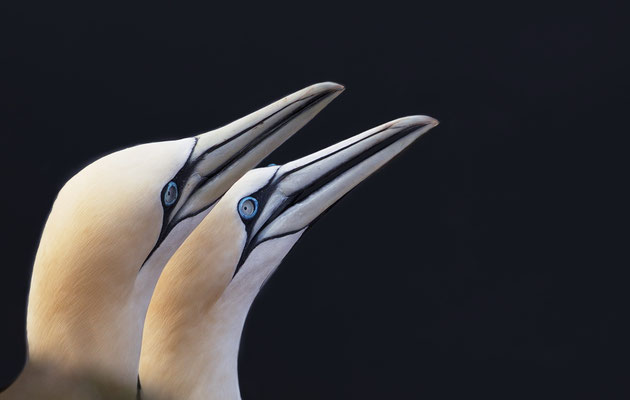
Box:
[2,83,343,399]
[138,115,438,400]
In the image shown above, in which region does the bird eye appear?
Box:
[164,181,178,206]
[238,196,258,219]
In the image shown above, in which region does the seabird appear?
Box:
[138,115,438,400]
[2,83,343,399]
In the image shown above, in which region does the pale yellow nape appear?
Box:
[139,173,254,400]
[25,138,193,386]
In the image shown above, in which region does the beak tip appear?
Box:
[307,81,345,97]
[390,115,439,130]
[322,81,345,91]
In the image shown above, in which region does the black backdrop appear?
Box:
[1,1,628,399]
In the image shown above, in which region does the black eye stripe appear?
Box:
[140,139,199,271]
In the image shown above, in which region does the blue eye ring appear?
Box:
[267,163,277,167]
[238,196,259,219]
[164,181,178,206]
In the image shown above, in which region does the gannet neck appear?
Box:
[16,82,342,394]
[25,139,195,389]
[140,224,303,400]
[139,198,247,400]
[188,231,304,400]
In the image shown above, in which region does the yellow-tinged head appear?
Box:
[139,115,438,400]
[23,82,344,388]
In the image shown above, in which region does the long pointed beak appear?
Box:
[164,82,344,229]
[250,116,438,243]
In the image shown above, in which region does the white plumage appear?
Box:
[139,116,438,400]
[2,83,343,399]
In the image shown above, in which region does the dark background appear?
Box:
[1,1,628,399]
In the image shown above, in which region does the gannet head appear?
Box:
[225,115,439,281]
[25,82,343,385]
[138,115,438,400]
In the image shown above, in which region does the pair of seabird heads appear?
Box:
[3,83,437,400]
